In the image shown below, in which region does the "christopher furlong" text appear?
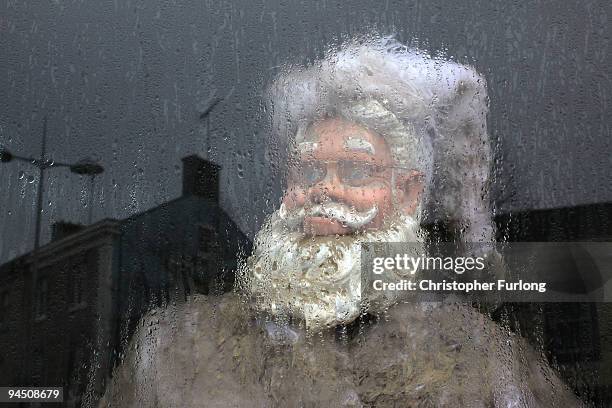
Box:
[372,279,547,293]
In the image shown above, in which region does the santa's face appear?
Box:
[282,117,422,235]
[244,116,426,330]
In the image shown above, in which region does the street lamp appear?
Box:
[0,149,105,232]
[0,124,105,244]
[69,159,105,176]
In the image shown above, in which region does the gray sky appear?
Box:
[1,0,611,263]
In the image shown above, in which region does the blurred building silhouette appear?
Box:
[0,155,251,407]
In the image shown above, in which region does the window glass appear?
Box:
[0,1,611,407]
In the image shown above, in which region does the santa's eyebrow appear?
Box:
[344,137,375,155]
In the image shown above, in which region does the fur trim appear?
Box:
[268,36,493,242]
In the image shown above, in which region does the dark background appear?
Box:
[1,0,611,263]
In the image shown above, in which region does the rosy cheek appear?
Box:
[282,185,307,209]
[344,185,392,210]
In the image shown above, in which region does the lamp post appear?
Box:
[0,117,104,382]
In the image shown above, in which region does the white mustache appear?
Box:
[278,202,378,229]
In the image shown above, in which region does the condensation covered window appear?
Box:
[0,1,611,407]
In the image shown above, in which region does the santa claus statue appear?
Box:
[100,37,583,407]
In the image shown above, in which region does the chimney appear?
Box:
[181,155,220,202]
[51,222,84,241]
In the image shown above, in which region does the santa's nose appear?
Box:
[309,188,329,205]
[308,171,343,204]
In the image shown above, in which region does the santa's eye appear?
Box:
[289,160,387,187]
[338,161,385,186]
[290,162,326,186]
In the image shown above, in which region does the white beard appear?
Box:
[241,205,424,331]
